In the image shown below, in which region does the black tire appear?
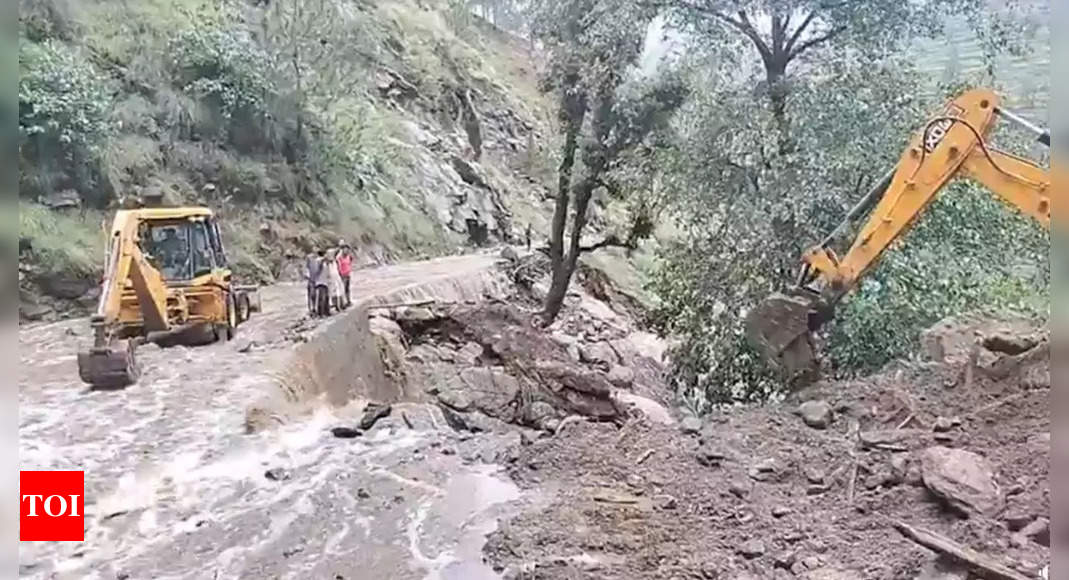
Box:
[237,293,251,324]
[215,293,237,341]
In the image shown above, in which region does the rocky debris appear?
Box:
[499,246,520,261]
[860,428,928,451]
[982,331,1040,355]
[439,404,477,432]
[798,400,833,429]
[1012,517,1049,548]
[606,364,634,388]
[736,539,766,559]
[920,446,1002,517]
[915,556,969,580]
[264,467,292,481]
[680,416,703,435]
[579,341,619,369]
[932,416,961,433]
[485,315,1049,580]
[359,403,393,431]
[330,427,362,439]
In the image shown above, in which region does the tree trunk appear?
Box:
[542,175,596,323]
[546,87,586,300]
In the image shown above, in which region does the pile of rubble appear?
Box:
[366,282,672,434]
[482,316,1050,579]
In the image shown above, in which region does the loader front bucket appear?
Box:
[78,340,140,389]
[744,292,820,386]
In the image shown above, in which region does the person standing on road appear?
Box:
[305,247,322,315]
[311,248,333,317]
[326,247,344,313]
[337,239,353,309]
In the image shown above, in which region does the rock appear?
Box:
[565,343,581,362]
[499,246,520,261]
[696,444,727,467]
[234,339,255,353]
[456,342,484,365]
[20,302,53,321]
[606,365,634,388]
[451,155,490,189]
[728,478,753,498]
[37,273,95,299]
[749,458,784,481]
[264,468,291,481]
[611,390,673,425]
[805,569,861,580]
[396,306,436,322]
[439,404,475,432]
[331,427,362,439]
[406,346,442,366]
[1004,510,1038,531]
[920,446,1002,517]
[798,400,833,429]
[860,429,928,451]
[771,505,793,518]
[360,404,393,430]
[804,466,826,484]
[653,494,677,510]
[680,416,703,435]
[737,539,766,559]
[527,401,558,427]
[932,416,961,433]
[356,488,370,499]
[773,551,796,569]
[982,331,1039,355]
[1017,517,1050,546]
[915,556,969,579]
[579,342,619,368]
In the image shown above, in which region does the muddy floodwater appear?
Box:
[19,256,520,579]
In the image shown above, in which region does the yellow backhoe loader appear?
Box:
[77,204,262,388]
[745,88,1051,385]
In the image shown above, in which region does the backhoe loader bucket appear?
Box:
[744,292,820,386]
[77,340,140,389]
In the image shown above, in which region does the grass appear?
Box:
[19,202,105,276]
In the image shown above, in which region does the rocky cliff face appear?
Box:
[18,0,562,321]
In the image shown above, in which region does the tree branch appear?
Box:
[788,25,846,58]
[784,10,818,54]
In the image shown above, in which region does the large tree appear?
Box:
[649,2,1043,408]
[530,0,685,324]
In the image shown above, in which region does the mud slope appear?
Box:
[17,252,521,580]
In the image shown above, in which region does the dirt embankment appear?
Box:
[482,317,1050,580]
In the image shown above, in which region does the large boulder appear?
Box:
[920,446,1002,517]
[798,400,833,429]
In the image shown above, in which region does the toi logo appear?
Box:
[20,471,85,541]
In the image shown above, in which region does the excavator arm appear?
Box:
[745,88,1051,384]
[79,210,171,387]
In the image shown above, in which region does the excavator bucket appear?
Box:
[77,341,140,389]
[744,292,820,386]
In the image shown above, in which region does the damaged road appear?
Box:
[18,253,527,580]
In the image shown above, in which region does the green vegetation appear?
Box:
[18,0,553,297]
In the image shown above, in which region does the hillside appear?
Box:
[18,0,561,319]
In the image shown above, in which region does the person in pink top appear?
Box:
[336,239,353,308]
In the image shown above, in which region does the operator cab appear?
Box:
[140,216,229,281]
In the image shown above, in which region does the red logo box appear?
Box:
[20,471,85,541]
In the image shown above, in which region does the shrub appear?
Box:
[18,38,115,205]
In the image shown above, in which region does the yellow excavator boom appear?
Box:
[745,88,1051,384]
